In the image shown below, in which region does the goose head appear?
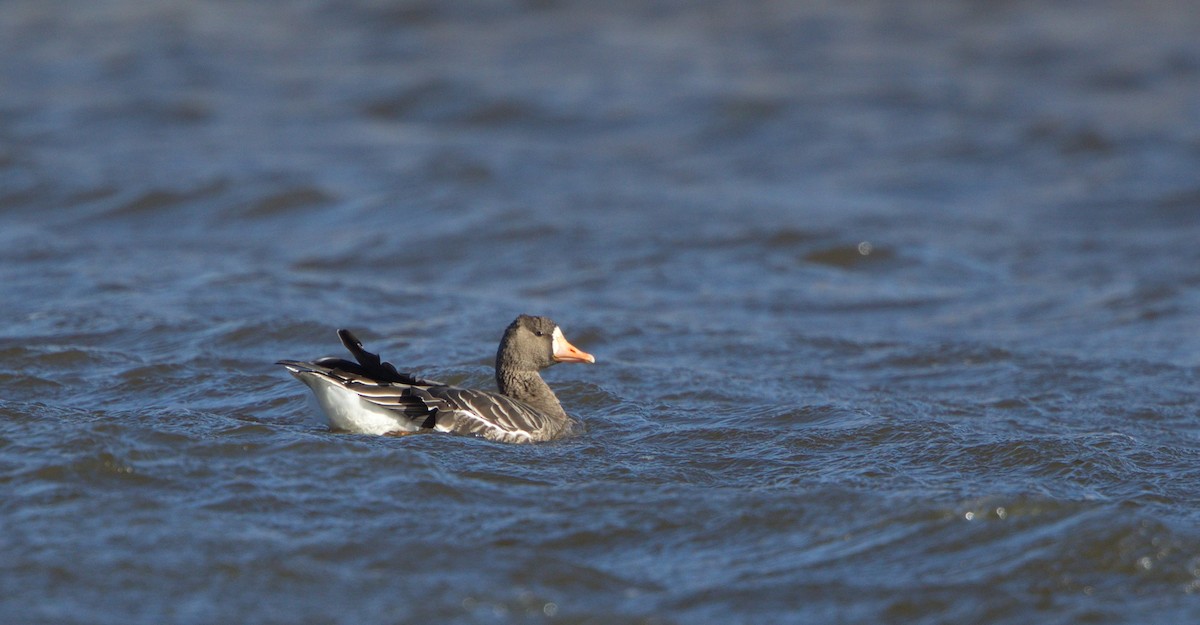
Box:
[496,314,595,374]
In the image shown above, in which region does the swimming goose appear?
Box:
[276,315,595,443]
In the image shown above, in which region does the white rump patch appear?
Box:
[300,373,416,435]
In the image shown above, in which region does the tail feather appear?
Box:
[275,359,317,372]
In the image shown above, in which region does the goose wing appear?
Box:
[350,382,559,442]
[421,386,560,442]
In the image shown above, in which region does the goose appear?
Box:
[276,315,595,443]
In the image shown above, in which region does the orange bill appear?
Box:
[553,329,596,364]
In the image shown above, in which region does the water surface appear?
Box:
[3,1,1200,623]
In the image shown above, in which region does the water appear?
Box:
[3,1,1200,623]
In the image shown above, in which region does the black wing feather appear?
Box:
[336,329,443,386]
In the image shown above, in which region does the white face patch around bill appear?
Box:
[549,325,594,364]
[551,326,564,355]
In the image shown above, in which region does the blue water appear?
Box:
[3,1,1200,623]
